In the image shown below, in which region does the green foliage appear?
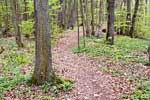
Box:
[131,81,150,100]
[51,24,63,45]
[100,66,123,76]
[73,36,149,64]
[20,19,34,38]
[41,76,74,94]
[3,51,31,66]
[0,38,32,98]
[135,3,150,39]
[0,75,24,97]
[115,7,127,33]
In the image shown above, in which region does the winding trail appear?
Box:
[53,31,125,100]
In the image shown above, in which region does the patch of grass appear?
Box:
[0,39,5,45]
[41,76,74,94]
[100,66,123,76]
[39,96,53,100]
[0,73,31,98]
[4,51,31,66]
[115,36,149,51]
[0,39,32,98]
[73,36,149,64]
[130,81,150,100]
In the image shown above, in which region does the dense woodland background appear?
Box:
[0,0,150,100]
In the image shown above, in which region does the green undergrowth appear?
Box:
[100,66,123,77]
[73,36,149,65]
[129,81,150,100]
[0,39,33,98]
[40,76,74,94]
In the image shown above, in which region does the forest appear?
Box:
[0,0,150,100]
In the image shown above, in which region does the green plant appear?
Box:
[20,19,34,38]
[100,67,123,76]
[41,76,74,94]
[73,36,149,64]
[131,81,150,100]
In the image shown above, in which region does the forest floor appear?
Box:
[1,30,150,100]
[54,31,134,100]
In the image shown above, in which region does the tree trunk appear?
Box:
[10,0,24,47]
[85,0,90,37]
[33,0,55,85]
[129,0,140,38]
[4,0,9,30]
[23,0,28,21]
[99,0,103,27]
[126,0,131,35]
[91,0,95,36]
[77,0,80,48]
[106,0,115,45]
[80,0,86,47]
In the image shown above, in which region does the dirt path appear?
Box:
[53,32,127,100]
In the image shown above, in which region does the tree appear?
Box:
[80,0,86,47]
[85,0,90,37]
[99,0,104,27]
[91,0,95,36]
[106,0,115,45]
[10,0,24,47]
[23,0,29,21]
[33,0,55,84]
[126,0,131,35]
[129,0,140,38]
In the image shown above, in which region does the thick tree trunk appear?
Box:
[129,0,140,38]
[106,0,115,45]
[33,0,55,85]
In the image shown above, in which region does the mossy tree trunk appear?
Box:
[33,0,55,85]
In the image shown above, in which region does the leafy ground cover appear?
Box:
[0,33,74,99]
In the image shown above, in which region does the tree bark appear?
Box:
[126,0,131,35]
[91,0,95,36]
[23,0,28,21]
[129,0,140,38]
[10,0,24,47]
[106,0,115,45]
[33,0,55,85]
[85,0,90,37]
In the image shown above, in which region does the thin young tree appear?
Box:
[126,0,131,35]
[10,0,24,47]
[129,0,140,38]
[77,0,80,49]
[80,0,86,47]
[91,0,95,36]
[23,0,28,21]
[85,0,90,37]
